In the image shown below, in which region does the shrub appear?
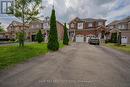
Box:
[63,23,69,45]
[47,9,59,51]
[36,29,44,43]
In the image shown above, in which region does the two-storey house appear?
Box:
[27,17,64,41]
[69,17,107,42]
[107,16,130,44]
[7,21,29,39]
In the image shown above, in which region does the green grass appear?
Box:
[105,43,130,54]
[0,43,64,70]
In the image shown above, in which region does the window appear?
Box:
[77,23,83,29]
[98,22,103,26]
[122,25,125,29]
[88,23,93,27]
[36,24,39,28]
[118,25,121,29]
[32,25,34,28]
[44,22,50,29]
[1,1,13,14]
[71,23,75,28]
[118,24,125,29]
[110,26,114,29]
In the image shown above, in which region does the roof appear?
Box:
[7,21,29,29]
[29,19,43,24]
[69,17,106,24]
[110,28,121,33]
[108,16,130,26]
[107,20,120,26]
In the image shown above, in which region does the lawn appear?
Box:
[105,43,130,54]
[0,43,64,70]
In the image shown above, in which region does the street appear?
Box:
[0,43,130,87]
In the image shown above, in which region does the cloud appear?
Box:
[41,0,130,24]
[1,0,130,28]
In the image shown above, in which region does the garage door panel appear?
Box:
[76,35,84,42]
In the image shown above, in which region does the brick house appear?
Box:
[6,17,64,42]
[68,17,108,42]
[6,21,29,39]
[107,16,130,44]
[28,17,64,42]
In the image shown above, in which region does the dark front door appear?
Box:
[31,35,36,42]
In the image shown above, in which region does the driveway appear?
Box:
[0,43,130,87]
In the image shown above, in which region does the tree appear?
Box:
[63,23,69,45]
[117,32,121,45]
[47,9,59,51]
[17,32,25,47]
[0,24,4,32]
[10,0,42,46]
[36,29,43,43]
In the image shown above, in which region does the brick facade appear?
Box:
[108,16,130,44]
[68,17,107,42]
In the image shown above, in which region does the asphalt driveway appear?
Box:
[0,43,130,87]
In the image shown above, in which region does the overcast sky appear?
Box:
[1,0,130,28]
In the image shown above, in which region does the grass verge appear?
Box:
[0,43,64,70]
[105,43,130,54]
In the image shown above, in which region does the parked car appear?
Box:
[88,38,100,45]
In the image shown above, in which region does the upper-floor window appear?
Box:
[118,24,125,29]
[98,22,103,26]
[88,23,93,27]
[36,24,39,28]
[32,25,34,28]
[0,1,14,14]
[77,23,83,29]
[43,22,50,29]
[71,23,75,28]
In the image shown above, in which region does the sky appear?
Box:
[1,0,130,29]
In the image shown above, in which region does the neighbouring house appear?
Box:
[107,16,130,44]
[7,21,29,39]
[68,17,108,42]
[28,17,64,42]
[0,23,10,40]
[27,19,43,41]
[6,17,64,42]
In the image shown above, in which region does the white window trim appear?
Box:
[98,22,103,26]
[77,23,83,29]
[71,23,75,28]
[88,23,93,27]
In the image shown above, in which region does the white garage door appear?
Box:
[121,36,128,44]
[76,35,84,42]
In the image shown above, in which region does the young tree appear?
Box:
[11,0,42,46]
[17,32,25,47]
[36,29,43,43]
[47,8,59,51]
[63,23,69,45]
